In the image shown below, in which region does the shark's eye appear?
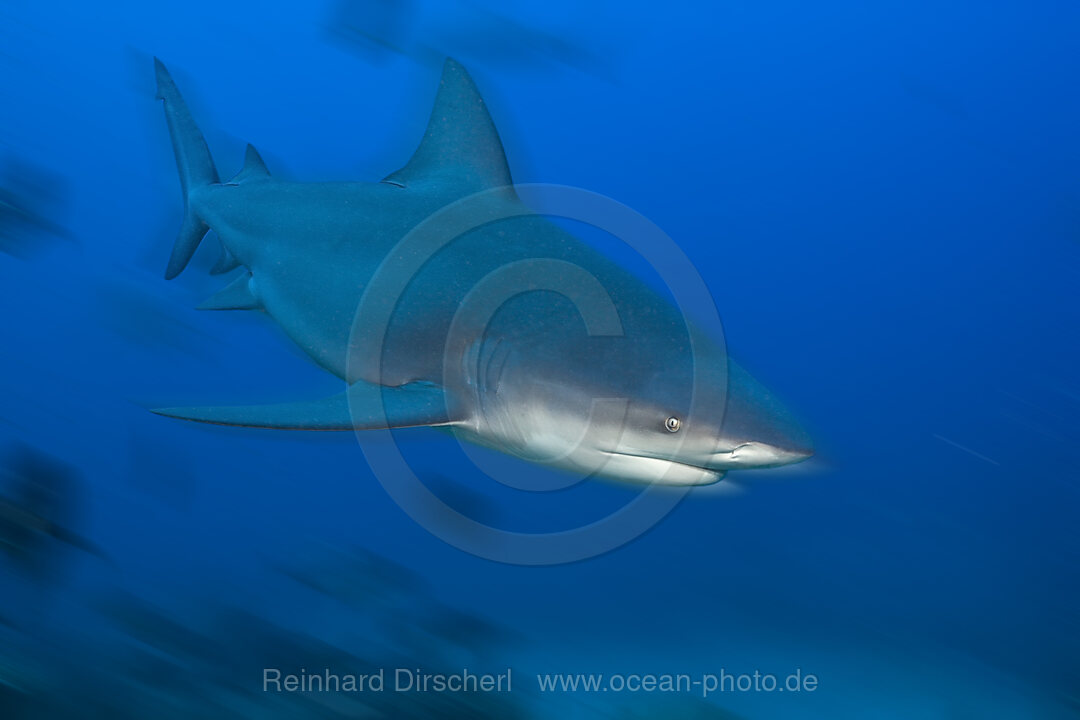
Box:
[665,416,681,433]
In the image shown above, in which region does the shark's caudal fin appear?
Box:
[154,58,219,280]
[383,59,513,194]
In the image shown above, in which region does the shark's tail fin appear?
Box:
[154,58,219,279]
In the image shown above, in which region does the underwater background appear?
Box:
[1,0,1079,717]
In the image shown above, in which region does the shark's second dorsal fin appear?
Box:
[383,59,512,193]
[226,144,270,185]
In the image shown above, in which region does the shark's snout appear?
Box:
[710,361,813,470]
[708,441,812,470]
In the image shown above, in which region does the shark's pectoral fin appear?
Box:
[197,273,259,310]
[152,380,456,431]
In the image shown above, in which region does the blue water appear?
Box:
[1,1,1078,717]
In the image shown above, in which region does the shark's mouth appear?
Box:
[600,441,811,485]
[597,451,726,486]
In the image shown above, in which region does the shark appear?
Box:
[151,58,812,486]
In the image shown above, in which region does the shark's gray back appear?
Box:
[239,181,697,398]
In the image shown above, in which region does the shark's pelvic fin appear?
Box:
[383,58,513,193]
[155,58,220,280]
[226,144,270,185]
[197,273,259,310]
[151,380,455,431]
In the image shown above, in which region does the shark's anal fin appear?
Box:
[210,244,241,275]
[152,380,455,431]
[197,273,259,310]
[383,58,513,193]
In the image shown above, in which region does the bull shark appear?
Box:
[151,58,811,486]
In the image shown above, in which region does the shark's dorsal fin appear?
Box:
[383,59,512,192]
[226,144,270,185]
[197,273,259,311]
[152,380,455,431]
